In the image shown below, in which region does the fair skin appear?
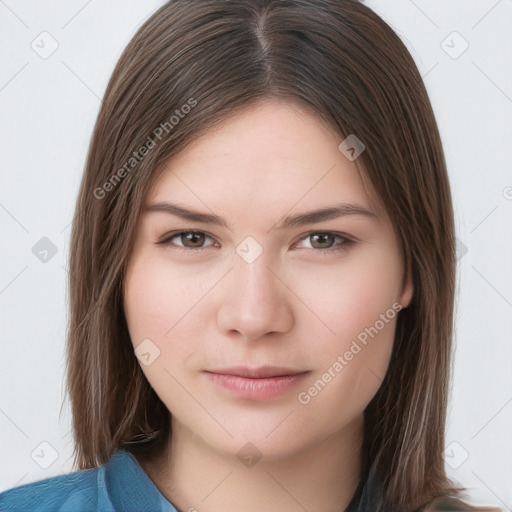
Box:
[123,100,413,512]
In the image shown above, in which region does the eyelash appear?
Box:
[156,230,355,253]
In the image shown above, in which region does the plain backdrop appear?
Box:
[0,0,511,509]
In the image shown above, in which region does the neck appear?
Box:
[142,415,365,512]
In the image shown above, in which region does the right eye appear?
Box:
[156,230,218,250]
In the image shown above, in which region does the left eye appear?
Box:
[157,231,352,251]
[294,232,353,250]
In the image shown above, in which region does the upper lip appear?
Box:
[205,366,309,378]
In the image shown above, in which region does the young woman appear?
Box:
[0,1,502,511]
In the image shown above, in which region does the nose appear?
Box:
[216,252,295,341]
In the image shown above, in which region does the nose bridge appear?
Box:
[236,252,276,302]
[216,247,294,340]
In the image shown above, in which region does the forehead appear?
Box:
[146,100,384,221]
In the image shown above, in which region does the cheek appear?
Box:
[290,248,402,392]
[123,256,209,409]
[296,247,401,336]
[290,279,399,428]
[124,254,214,344]
[123,262,196,403]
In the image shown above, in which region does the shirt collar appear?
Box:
[100,449,178,512]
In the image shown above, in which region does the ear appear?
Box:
[398,262,414,309]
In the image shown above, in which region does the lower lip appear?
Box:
[205,372,309,400]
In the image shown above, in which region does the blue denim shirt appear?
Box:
[0,449,178,512]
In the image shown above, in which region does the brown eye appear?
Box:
[294,232,354,252]
[309,233,337,249]
[180,231,206,247]
[157,231,216,249]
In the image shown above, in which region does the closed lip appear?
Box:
[204,365,309,378]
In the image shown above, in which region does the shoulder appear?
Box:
[0,449,177,512]
[0,465,102,512]
[422,496,502,512]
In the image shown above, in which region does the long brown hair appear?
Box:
[65,1,467,510]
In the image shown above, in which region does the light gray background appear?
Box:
[0,0,511,509]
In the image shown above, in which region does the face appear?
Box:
[123,100,413,461]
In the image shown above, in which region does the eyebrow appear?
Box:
[144,201,377,230]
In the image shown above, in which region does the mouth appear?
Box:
[207,365,308,378]
[204,366,310,400]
